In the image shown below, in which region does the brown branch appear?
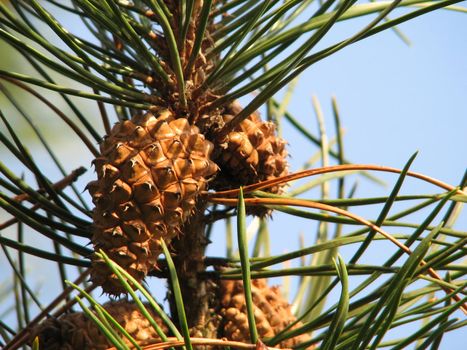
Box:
[205,164,466,198]
[107,337,293,350]
[0,167,87,230]
[13,167,87,203]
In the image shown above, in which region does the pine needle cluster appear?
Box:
[0,1,465,350]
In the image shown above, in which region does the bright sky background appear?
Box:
[286,7,467,187]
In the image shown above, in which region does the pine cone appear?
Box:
[87,109,218,294]
[33,300,168,350]
[213,102,288,195]
[220,279,312,349]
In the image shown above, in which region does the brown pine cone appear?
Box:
[211,102,289,216]
[32,300,168,350]
[220,279,312,349]
[87,109,218,294]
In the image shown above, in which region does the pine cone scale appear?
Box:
[220,279,312,348]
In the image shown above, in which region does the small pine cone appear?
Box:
[220,279,312,349]
[87,109,218,294]
[32,300,168,350]
[213,102,288,202]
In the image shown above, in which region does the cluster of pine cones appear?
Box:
[35,1,301,349]
[87,103,289,294]
[34,280,311,350]
[37,102,296,349]
[70,100,297,349]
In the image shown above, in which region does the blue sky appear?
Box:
[288,8,467,186]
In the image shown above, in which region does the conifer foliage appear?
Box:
[0,1,465,350]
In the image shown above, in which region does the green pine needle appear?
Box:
[237,187,259,344]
